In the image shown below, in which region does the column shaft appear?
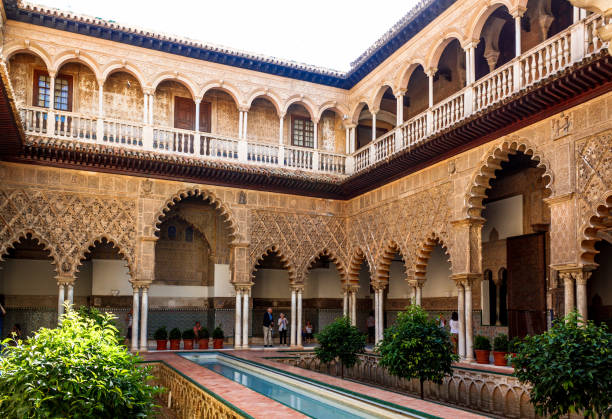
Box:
[242,291,249,347]
[142,93,148,124]
[235,290,242,348]
[131,288,140,352]
[457,283,466,359]
[428,73,434,107]
[140,287,148,351]
[297,290,303,347]
[57,283,65,317]
[343,291,348,317]
[243,111,248,140]
[465,282,474,362]
[279,115,284,144]
[515,16,521,57]
[290,290,297,347]
[371,113,377,141]
[148,94,154,125]
[195,100,200,132]
[351,291,357,326]
[374,290,380,343]
[313,122,318,149]
[67,284,74,306]
[238,111,244,139]
[416,285,422,306]
[576,274,589,320]
[495,285,501,326]
[564,274,575,316]
[98,83,104,118]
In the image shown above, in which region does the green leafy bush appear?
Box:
[507,336,520,353]
[473,335,491,351]
[377,305,457,399]
[315,316,366,379]
[212,326,224,339]
[169,328,181,340]
[0,306,160,418]
[78,306,121,339]
[182,329,195,340]
[493,334,508,352]
[153,327,167,340]
[199,327,210,339]
[513,311,612,418]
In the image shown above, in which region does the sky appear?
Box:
[35,0,420,72]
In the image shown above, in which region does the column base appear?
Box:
[289,345,304,350]
[139,347,148,353]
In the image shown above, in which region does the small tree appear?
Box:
[377,305,457,399]
[315,316,366,379]
[512,311,612,418]
[0,306,160,418]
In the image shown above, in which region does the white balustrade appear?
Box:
[402,112,428,149]
[584,13,611,55]
[53,109,97,140]
[153,127,195,154]
[205,135,239,160]
[372,130,396,163]
[354,147,370,172]
[431,90,465,133]
[20,106,48,135]
[284,146,313,170]
[318,152,346,174]
[473,65,514,112]
[103,119,143,147]
[247,142,279,165]
[521,30,571,87]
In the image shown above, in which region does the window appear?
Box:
[185,227,194,242]
[291,115,314,148]
[33,70,73,111]
[167,225,177,240]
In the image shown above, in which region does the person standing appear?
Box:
[262,307,274,347]
[277,313,288,346]
[449,311,459,354]
[193,321,202,345]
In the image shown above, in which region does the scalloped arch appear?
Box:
[76,235,135,279]
[303,248,348,283]
[414,233,452,282]
[580,192,612,266]
[373,240,411,284]
[0,229,59,274]
[251,244,296,283]
[464,137,553,219]
[346,247,371,285]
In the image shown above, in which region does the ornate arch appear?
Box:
[76,235,136,278]
[3,40,53,70]
[464,137,553,219]
[151,71,199,99]
[303,248,348,283]
[0,229,59,273]
[346,247,371,285]
[101,61,147,88]
[199,81,243,106]
[580,192,612,266]
[51,49,102,79]
[245,88,282,115]
[414,233,452,282]
[282,95,317,121]
[251,244,296,283]
[426,32,466,70]
[153,188,240,244]
[373,240,409,284]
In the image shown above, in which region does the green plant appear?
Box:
[169,328,181,340]
[199,327,210,339]
[153,327,167,340]
[182,329,195,340]
[493,334,508,352]
[0,305,160,418]
[512,311,612,418]
[473,335,491,351]
[212,326,224,339]
[78,306,121,340]
[315,316,366,379]
[377,305,457,399]
[507,336,520,353]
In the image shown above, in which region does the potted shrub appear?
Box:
[169,328,181,350]
[473,335,491,364]
[182,329,195,350]
[198,327,210,349]
[212,326,224,349]
[507,337,520,366]
[493,334,508,366]
[153,327,168,350]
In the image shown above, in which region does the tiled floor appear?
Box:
[143,349,488,419]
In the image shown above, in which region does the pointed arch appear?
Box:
[51,49,102,79]
[426,33,466,70]
[282,95,316,121]
[199,81,243,106]
[346,247,371,285]
[76,235,135,278]
[0,229,59,274]
[153,188,240,244]
[101,61,147,88]
[151,71,199,99]
[303,248,348,283]
[414,233,452,282]
[251,244,296,283]
[316,101,350,121]
[245,88,282,115]
[464,137,553,219]
[395,60,426,90]
[3,40,53,70]
[374,240,409,284]
[580,192,612,266]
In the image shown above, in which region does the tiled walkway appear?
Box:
[143,349,488,419]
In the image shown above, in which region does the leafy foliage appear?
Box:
[512,311,612,418]
[153,327,167,340]
[315,316,366,378]
[182,329,195,340]
[377,305,457,399]
[168,328,181,340]
[0,306,160,418]
[473,335,491,351]
[507,336,520,353]
[199,327,210,339]
[212,326,224,339]
[77,306,121,340]
[493,334,508,352]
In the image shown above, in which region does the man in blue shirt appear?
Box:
[262,307,274,347]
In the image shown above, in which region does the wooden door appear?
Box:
[174,96,195,130]
[507,233,547,338]
[199,101,211,133]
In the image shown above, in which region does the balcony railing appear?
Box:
[18,14,607,178]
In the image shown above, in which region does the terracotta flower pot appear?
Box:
[199,338,209,349]
[475,349,490,364]
[493,351,508,366]
[213,338,223,349]
[183,339,194,350]
[156,340,167,350]
[170,339,181,350]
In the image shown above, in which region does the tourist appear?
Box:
[366,311,375,343]
[262,307,274,347]
[193,321,202,344]
[450,311,459,354]
[278,313,288,346]
[438,313,447,328]
[304,320,313,343]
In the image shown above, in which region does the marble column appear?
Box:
[427,69,435,107]
[464,280,474,362]
[195,99,201,132]
[297,287,303,347]
[57,282,65,318]
[350,290,357,326]
[374,289,380,343]
[290,288,297,347]
[242,289,250,348]
[371,112,377,141]
[514,15,522,57]
[562,272,575,316]
[279,114,284,144]
[131,286,140,352]
[148,93,154,126]
[235,288,242,348]
[66,283,74,307]
[377,288,385,342]
[457,282,466,359]
[313,121,318,149]
[243,111,248,140]
[415,283,423,306]
[238,111,244,139]
[140,286,149,352]
[142,93,148,124]
[575,271,591,320]
[343,289,348,317]
[48,73,56,135]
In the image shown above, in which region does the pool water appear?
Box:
[181,353,413,419]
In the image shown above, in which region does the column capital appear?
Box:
[55,274,75,286]
[450,217,486,227]
[47,69,57,78]
[130,280,151,290]
[143,87,155,96]
[279,112,286,119]
[194,96,203,104]
[426,67,438,77]
[97,77,106,87]
[238,105,250,113]
[234,282,253,292]
[395,88,407,97]
[369,108,380,116]
[344,122,357,129]
[290,283,305,293]
[451,273,480,287]
[461,39,480,50]
[509,6,527,18]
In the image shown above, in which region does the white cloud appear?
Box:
[36,0,420,71]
